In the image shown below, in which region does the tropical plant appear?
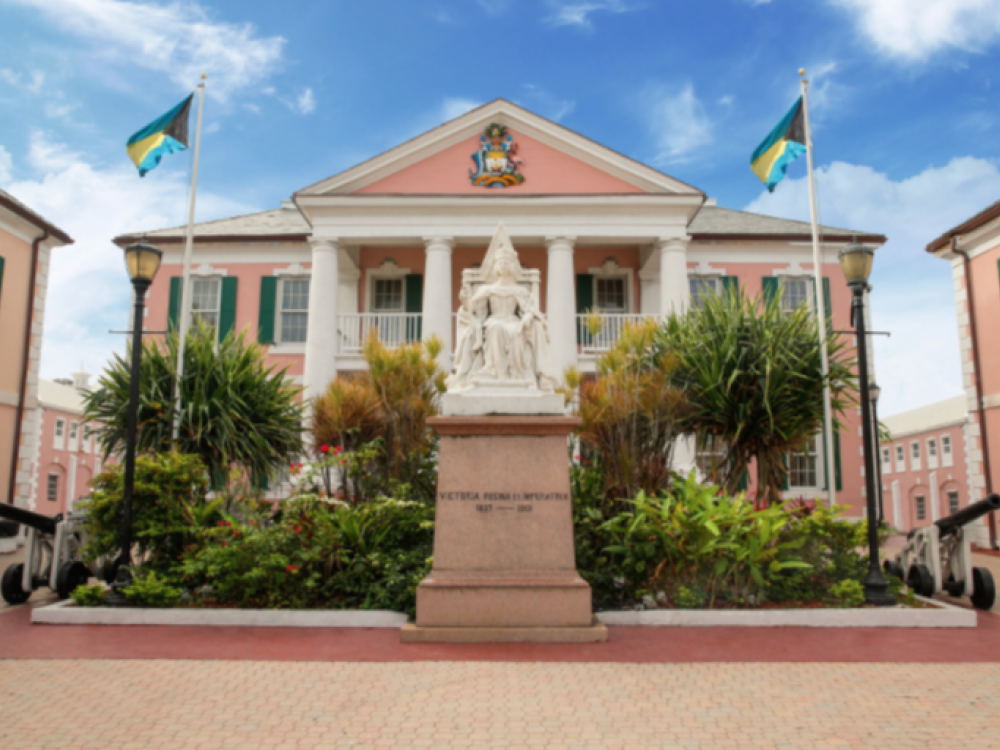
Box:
[84,322,304,487]
[124,569,182,608]
[77,452,219,573]
[569,317,691,500]
[654,284,855,504]
[69,583,106,607]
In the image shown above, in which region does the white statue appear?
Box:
[446,223,558,398]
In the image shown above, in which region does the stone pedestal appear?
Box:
[401,416,607,643]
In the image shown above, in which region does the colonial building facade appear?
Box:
[117,99,884,514]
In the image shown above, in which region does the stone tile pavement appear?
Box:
[1,660,999,749]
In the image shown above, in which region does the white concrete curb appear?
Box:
[31,600,409,628]
[596,596,976,628]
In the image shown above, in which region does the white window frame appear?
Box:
[53,419,66,451]
[46,473,59,503]
[895,444,906,473]
[881,446,893,475]
[910,441,921,471]
[915,494,926,521]
[68,421,79,452]
[689,276,722,310]
[926,437,938,470]
[788,436,821,490]
[589,260,634,315]
[779,276,814,316]
[190,276,223,332]
[947,490,960,515]
[365,260,411,314]
[275,277,310,346]
[81,425,92,454]
[941,434,954,467]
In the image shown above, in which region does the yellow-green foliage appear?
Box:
[575,319,690,499]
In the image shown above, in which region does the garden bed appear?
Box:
[31,600,407,628]
[596,596,975,628]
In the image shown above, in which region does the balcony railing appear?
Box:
[577,313,653,353]
[338,313,422,354]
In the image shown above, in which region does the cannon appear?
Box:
[0,503,94,605]
[885,493,999,610]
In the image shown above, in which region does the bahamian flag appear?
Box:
[750,97,807,192]
[126,94,193,177]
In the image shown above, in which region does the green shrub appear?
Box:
[69,584,106,607]
[77,452,219,573]
[124,570,182,608]
[829,579,865,608]
[675,585,705,609]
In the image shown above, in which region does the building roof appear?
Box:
[116,202,884,245]
[688,205,885,243]
[882,395,968,439]
[38,379,86,415]
[0,188,73,244]
[925,198,1000,254]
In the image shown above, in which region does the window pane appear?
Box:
[928,439,937,456]
[942,436,951,453]
[916,496,926,520]
[912,443,920,458]
[191,278,220,312]
[373,279,403,311]
[282,279,310,311]
[948,491,960,514]
[281,312,308,343]
[782,279,809,311]
[896,446,904,460]
[789,441,817,487]
[596,278,626,312]
[689,278,718,310]
[193,311,219,330]
[47,475,58,502]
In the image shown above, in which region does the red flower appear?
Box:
[221,542,228,547]
[217,521,226,527]
[334,446,343,455]
[286,564,299,573]
[320,445,330,454]
[294,526,302,533]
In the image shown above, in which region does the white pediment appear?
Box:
[295,99,703,197]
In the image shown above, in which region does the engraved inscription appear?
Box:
[440,491,569,502]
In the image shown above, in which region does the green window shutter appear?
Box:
[218,277,238,342]
[762,276,779,307]
[0,256,5,309]
[782,456,790,491]
[405,274,423,341]
[168,276,182,331]
[737,470,748,492]
[721,275,739,298]
[258,276,277,344]
[576,273,594,344]
[252,470,269,491]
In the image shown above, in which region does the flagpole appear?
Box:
[799,69,837,508]
[172,73,206,444]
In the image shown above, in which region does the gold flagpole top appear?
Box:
[799,68,806,77]
[201,73,207,80]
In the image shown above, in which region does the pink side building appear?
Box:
[880,396,970,534]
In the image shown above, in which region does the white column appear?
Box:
[422,236,454,369]
[658,238,690,316]
[891,480,903,529]
[546,236,577,383]
[304,238,340,400]
[929,472,941,522]
[66,454,77,514]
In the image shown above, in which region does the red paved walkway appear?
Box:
[3,603,998,663]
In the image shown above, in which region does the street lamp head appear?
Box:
[838,237,875,292]
[124,241,163,286]
[869,382,881,404]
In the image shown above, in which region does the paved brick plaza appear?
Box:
[2,660,999,750]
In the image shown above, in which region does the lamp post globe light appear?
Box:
[868,381,885,524]
[838,239,895,607]
[105,240,163,607]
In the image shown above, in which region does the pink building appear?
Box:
[927,200,1000,549]
[29,374,104,518]
[115,99,885,513]
[880,396,970,534]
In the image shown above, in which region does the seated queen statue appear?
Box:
[446,223,558,402]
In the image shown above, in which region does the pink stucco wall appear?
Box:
[357,132,646,195]
[33,406,104,517]
[880,423,969,532]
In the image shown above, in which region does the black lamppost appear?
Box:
[839,239,895,606]
[869,382,885,524]
[105,240,162,607]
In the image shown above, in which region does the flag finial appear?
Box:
[799,68,806,76]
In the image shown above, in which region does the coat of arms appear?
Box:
[469,123,525,188]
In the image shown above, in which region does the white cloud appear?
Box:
[2,131,252,379]
[0,146,12,183]
[0,68,45,93]
[295,88,316,115]
[745,156,1000,416]
[519,84,575,121]
[6,0,285,100]
[44,100,81,120]
[441,98,481,121]
[648,84,714,164]
[830,0,1000,61]
[545,0,639,28]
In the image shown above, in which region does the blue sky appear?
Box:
[2,0,1000,416]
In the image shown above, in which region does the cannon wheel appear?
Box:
[971,567,996,611]
[883,559,903,580]
[944,575,965,598]
[1,563,30,605]
[55,561,92,600]
[907,564,935,598]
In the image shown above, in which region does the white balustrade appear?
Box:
[338,313,423,354]
[576,313,654,353]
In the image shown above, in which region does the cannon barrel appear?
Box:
[935,493,1000,538]
[0,504,60,535]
